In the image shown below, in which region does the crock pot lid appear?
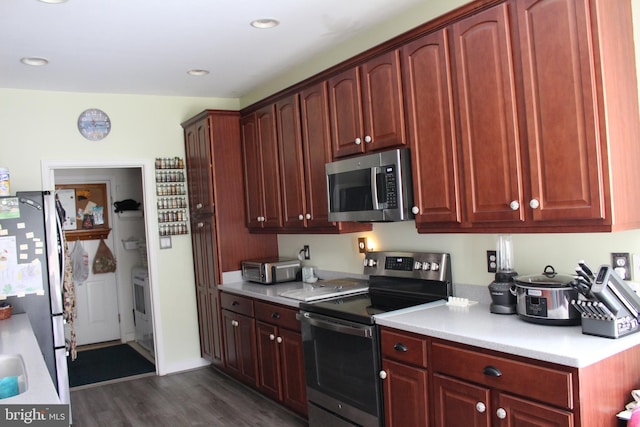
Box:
[514,265,575,287]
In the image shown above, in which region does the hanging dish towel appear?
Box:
[62,239,77,360]
[93,239,117,274]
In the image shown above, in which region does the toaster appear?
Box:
[241,258,301,284]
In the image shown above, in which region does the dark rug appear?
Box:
[68,344,155,388]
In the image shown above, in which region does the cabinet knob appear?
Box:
[379,370,387,380]
[509,200,520,211]
[276,337,283,344]
[269,334,275,341]
[355,137,362,145]
[271,312,280,319]
[364,135,372,143]
[529,198,540,209]
[197,222,204,228]
[411,206,419,215]
[475,402,486,413]
[393,343,408,352]
[496,408,507,419]
[298,214,304,220]
[305,213,311,220]
[196,203,203,209]
[483,365,502,377]
[231,320,239,327]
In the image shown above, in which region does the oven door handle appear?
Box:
[299,312,373,339]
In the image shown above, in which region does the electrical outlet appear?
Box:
[357,237,367,254]
[611,252,632,280]
[487,250,497,273]
[304,245,310,260]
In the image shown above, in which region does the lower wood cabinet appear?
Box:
[221,293,258,387]
[255,301,307,416]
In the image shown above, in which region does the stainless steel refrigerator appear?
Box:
[0,191,70,405]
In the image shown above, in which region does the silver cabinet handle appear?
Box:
[496,408,507,419]
[269,334,275,341]
[364,135,372,143]
[231,320,239,327]
[355,137,362,145]
[276,336,283,344]
[298,214,304,220]
[509,200,520,210]
[529,198,540,209]
[476,402,486,413]
[411,206,419,215]
[197,222,204,228]
[305,213,311,219]
[379,370,387,380]
[196,203,203,209]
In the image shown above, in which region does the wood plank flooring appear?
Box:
[70,367,308,426]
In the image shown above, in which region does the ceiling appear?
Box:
[1,0,424,98]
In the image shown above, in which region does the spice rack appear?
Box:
[155,157,189,236]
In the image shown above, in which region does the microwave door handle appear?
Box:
[371,167,383,210]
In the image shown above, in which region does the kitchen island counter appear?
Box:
[374,300,640,368]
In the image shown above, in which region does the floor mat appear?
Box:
[68,344,155,388]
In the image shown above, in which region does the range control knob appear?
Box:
[414,261,422,270]
[422,262,431,271]
[431,262,440,271]
[368,259,378,267]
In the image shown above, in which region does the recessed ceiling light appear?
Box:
[250,18,279,29]
[187,69,210,76]
[20,57,49,66]
[38,0,68,3]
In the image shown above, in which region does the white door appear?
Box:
[72,239,120,345]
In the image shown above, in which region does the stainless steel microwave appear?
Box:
[325,148,413,222]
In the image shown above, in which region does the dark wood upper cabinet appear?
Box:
[402,28,462,228]
[453,2,524,226]
[328,50,407,159]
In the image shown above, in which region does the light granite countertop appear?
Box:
[0,313,60,404]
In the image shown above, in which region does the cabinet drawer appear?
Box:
[254,301,300,332]
[431,342,573,409]
[381,328,427,368]
[220,292,254,317]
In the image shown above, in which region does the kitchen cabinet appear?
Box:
[254,301,307,416]
[401,28,462,229]
[241,106,283,230]
[452,2,524,226]
[450,0,640,232]
[328,50,406,159]
[221,292,258,387]
[182,110,278,365]
[379,328,429,427]
[275,83,372,233]
[431,340,573,427]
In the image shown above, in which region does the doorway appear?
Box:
[42,159,163,381]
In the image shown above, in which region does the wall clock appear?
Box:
[77,108,111,141]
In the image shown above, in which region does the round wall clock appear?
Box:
[77,108,111,141]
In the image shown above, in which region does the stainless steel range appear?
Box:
[299,251,452,427]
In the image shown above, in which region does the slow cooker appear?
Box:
[514,265,581,326]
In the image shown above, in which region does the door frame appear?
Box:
[41,159,165,374]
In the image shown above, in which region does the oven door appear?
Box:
[299,311,382,427]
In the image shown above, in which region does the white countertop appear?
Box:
[0,313,60,404]
[374,300,640,368]
[218,281,308,308]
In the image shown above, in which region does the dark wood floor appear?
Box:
[70,366,308,426]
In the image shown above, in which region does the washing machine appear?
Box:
[132,267,154,355]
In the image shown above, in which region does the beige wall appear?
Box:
[1,0,639,373]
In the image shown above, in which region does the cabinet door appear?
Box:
[453,3,524,225]
[276,95,307,229]
[256,105,283,229]
[382,358,429,427]
[361,49,406,152]
[256,321,282,401]
[184,118,215,216]
[516,0,603,222]
[241,113,265,229]
[433,374,490,427]
[328,67,365,158]
[222,310,257,386]
[300,82,334,228]
[402,28,461,227]
[497,393,573,427]
[190,216,223,366]
[279,328,307,416]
